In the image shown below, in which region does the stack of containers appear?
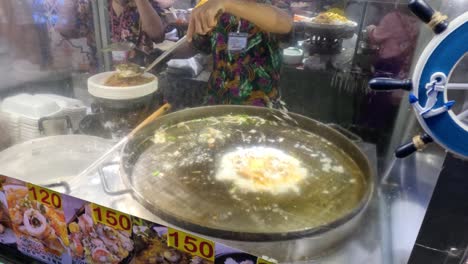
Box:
[0,111,20,143]
[0,94,87,144]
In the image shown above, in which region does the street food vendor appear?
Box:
[187,0,292,107]
[57,0,169,71]
[357,9,420,140]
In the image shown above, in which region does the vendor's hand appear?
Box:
[155,0,175,9]
[366,25,376,34]
[187,0,226,42]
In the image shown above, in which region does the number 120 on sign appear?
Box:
[167,228,215,261]
[27,183,62,210]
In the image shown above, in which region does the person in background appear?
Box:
[187,0,292,108]
[0,0,10,55]
[357,8,420,142]
[56,0,168,71]
[0,0,45,68]
[157,0,175,8]
[367,9,419,79]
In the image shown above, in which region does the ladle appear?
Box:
[116,36,187,78]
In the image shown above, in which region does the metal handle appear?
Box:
[395,133,433,158]
[101,42,136,52]
[144,36,187,73]
[38,115,73,134]
[43,181,71,195]
[97,162,132,196]
[368,78,413,91]
[408,0,448,34]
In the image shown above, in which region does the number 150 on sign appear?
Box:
[167,228,215,261]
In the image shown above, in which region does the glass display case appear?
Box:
[0,0,467,263]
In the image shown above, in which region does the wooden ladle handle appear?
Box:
[129,103,171,137]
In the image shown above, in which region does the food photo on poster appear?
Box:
[2,179,70,263]
[214,244,258,264]
[65,200,134,264]
[0,176,17,246]
[132,217,214,264]
[0,173,278,264]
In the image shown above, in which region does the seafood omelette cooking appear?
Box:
[131,114,367,233]
[104,74,154,87]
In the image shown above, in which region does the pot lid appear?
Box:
[0,135,113,185]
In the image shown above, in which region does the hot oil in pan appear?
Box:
[131,115,366,234]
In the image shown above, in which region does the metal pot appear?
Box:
[83,94,161,139]
[0,135,113,189]
[106,105,373,260]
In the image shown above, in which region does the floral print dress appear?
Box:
[70,0,166,71]
[108,1,163,54]
[193,0,286,107]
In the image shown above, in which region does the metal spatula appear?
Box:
[116,36,188,78]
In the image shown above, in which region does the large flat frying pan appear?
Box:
[116,106,373,243]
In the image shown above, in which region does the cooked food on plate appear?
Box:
[104,74,154,87]
[115,63,143,77]
[68,204,134,264]
[4,185,69,255]
[312,9,348,24]
[294,9,356,26]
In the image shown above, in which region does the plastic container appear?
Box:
[1,94,61,119]
[283,47,304,65]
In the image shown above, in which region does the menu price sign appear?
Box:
[1,174,280,264]
[27,183,62,210]
[90,203,132,231]
[167,227,215,261]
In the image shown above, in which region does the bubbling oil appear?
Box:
[131,115,367,234]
